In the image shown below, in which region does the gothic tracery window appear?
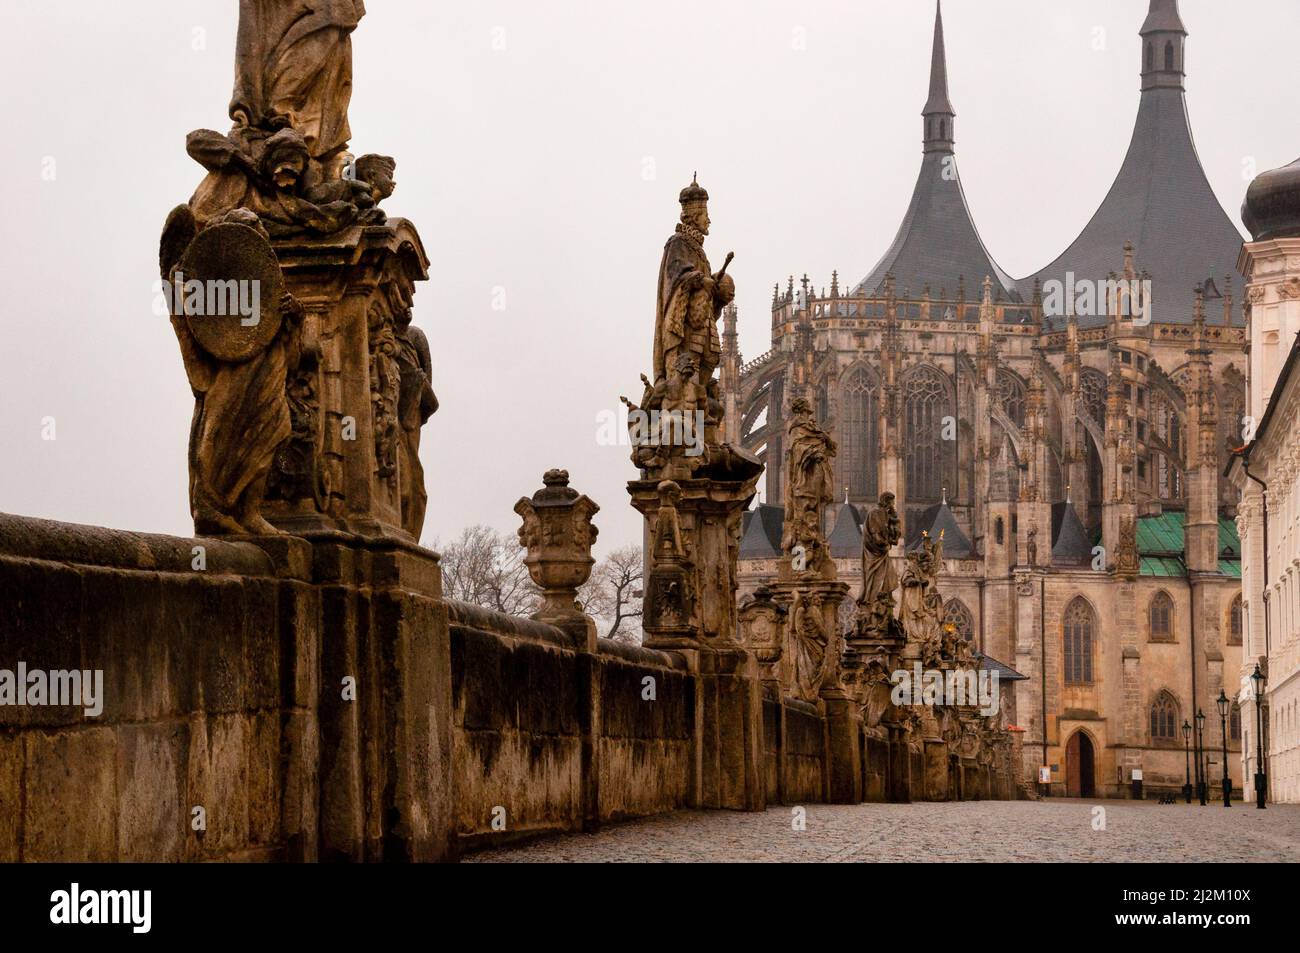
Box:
[943,598,975,642]
[1230,704,1241,742]
[997,370,1026,428]
[1079,369,1107,431]
[1063,596,1095,685]
[1150,691,1179,742]
[1228,595,1243,646]
[841,367,878,500]
[903,365,953,504]
[1149,590,1174,642]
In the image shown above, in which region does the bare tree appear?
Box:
[433,524,537,616]
[580,544,644,643]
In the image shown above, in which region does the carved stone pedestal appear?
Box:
[264,220,433,543]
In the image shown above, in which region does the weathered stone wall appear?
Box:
[448,601,695,850]
[0,515,319,862]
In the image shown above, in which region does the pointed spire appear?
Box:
[922,0,955,153]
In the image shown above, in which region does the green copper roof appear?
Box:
[1140,555,1186,577]
[1131,512,1240,577]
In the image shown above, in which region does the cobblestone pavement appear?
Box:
[466,799,1300,862]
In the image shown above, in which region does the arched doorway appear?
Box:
[1065,731,1096,797]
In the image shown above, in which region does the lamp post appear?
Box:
[1216,689,1231,808]
[1251,663,1267,809]
[1195,709,1207,805]
[1181,719,1193,804]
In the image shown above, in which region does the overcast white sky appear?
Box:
[2,1,1297,556]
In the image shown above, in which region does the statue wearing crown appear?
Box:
[653,175,735,388]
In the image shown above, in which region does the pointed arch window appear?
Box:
[1230,703,1241,742]
[903,365,953,504]
[1228,595,1243,646]
[841,368,877,500]
[997,370,1026,428]
[943,598,975,642]
[1150,691,1179,742]
[1149,590,1175,642]
[1164,41,1174,71]
[1145,42,1154,72]
[1063,597,1095,685]
[1079,369,1107,431]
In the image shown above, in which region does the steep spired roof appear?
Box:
[1020,2,1243,327]
[1050,501,1092,564]
[827,503,865,558]
[905,501,973,558]
[854,4,1019,302]
[739,504,783,559]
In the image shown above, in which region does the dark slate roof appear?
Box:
[853,151,1021,303]
[923,1,953,116]
[1141,0,1186,34]
[1050,500,1092,564]
[1019,68,1243,326]
[905,501,973,558]
[827,503,864,558]
[739,504,783,559]
[978,652,1029,682]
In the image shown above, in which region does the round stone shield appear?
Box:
[176,222,283,362]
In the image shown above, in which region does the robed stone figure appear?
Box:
[781,397,836,568]
[653,176,734,386]
[858,491,902,613]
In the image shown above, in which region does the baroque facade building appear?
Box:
[730,0,1245,798]
[1231,155,1300,804]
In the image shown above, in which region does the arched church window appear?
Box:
[1149,590,1174,642]
[939,118,946,140]
[1063,597,1095,685]
[841,368,877,500]
[997,370,1026,428]
[1079,369,1107,431]
[1149,691,1179,741]
[1228,595,1243,646]
[1164,41,1174,70]
[903,365,953,503]
[1230,703,1241,742]
[943,599,975,642]
[1145,42,1154,72]
[815,382,829,426]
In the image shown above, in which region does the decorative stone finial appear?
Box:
[514,470,599,624]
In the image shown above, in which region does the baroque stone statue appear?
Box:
[781,397,837,574]
[653,175,735,387]
[858,491,902,625]
[186,0,394,236]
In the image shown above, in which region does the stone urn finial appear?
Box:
[514,469,599,623]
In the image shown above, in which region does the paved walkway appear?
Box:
[466,799,1300,862]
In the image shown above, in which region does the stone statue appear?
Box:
[159,208,305,535]
[185,1,394,236]
[900,530,945,662]
[394,288,438,539]
[858,491,902,616]
[1026,527,1038,566]
[653,175,734,387]
[781,396,837,573]
[790,590,829,702]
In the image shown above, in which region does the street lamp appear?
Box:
[1216,689,1230,808]
[1195,709,1207,805]
[1251,663,1267,809]
[1181,719,1193,804]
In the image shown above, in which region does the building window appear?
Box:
[1230,704,1241,742]
[903,365,953,504]
[994,517,1004,545]
[841,368,878,500]
[815,382,829,426]
[1228,595,1243,646]
[1080,369,1107,430]
[1145,42,1154,72]
[943,599,975,642]
[1150,691,1179,742]
[1063,597,1095,685]
[1149,590,1174,642]
[997,369,1026,428]
[1164,41,1174,70]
